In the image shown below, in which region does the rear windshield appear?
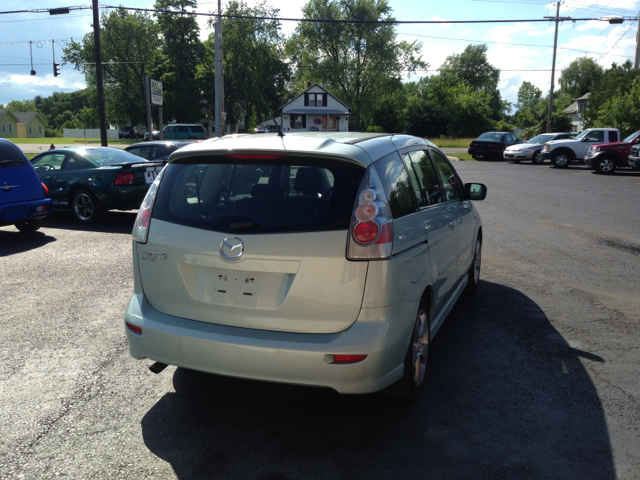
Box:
[477,132,504,142]
[0,141,29,168]
[153,156,365,234]
[79,148,148,166]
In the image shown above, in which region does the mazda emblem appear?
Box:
[220,237,244,260]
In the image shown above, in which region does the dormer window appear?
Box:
[305,93,327,107]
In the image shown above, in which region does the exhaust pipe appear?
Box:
[149,362,168,374]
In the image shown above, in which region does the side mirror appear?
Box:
[464,183,487,201]
[581,137,590,142]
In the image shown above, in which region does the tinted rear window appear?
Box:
[189,125,205,133]
[0,141,29,168]
[153,156,365,234]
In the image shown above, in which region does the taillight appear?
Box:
[132,167,165,244]
[347,166,394,260]
[115,172,135,185]
[471,142,477,147]
[41,183,50,196]
[333,355,367,363]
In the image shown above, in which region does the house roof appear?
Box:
[573,92,590,102]
[285,109,351,115]
[12,112,48,126]
[564,101,579,114]
[280,83,352,113]
[0,109,19,122]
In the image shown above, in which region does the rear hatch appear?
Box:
[470,141,505,154]
[138,152,369,334]
[0,142,44,203]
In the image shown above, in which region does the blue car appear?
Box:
[0,138,52,232]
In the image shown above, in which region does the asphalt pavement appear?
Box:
[1,160,638,479]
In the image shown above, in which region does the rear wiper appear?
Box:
[230,221,259,230]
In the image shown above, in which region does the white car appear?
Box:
[124,132,487,399]
[503,132,574,164]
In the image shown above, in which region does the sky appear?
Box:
[1,0,639,110]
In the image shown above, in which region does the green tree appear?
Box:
[286,0,426,130]
[439,44,505,120]
[199,1,289,132]
[154,0,205,123]
[63,8,162,126]
[559,57,604,100]
[6,99,37,113]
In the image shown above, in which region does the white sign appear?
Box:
[150,79,163,106]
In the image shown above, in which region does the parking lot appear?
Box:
[1,161,639,479]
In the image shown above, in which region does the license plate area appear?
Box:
[3,206,26,222]
[144,166,164,184]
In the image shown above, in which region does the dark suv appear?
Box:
[119,126,138,139]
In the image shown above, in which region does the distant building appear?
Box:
[564,93,590,133]
[0,110,47,139]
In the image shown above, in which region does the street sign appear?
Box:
[150,79,163,106]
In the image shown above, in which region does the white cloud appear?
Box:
[420,43,465,72]
[432,15,450,29]
[486,23,536,43]
[577,20,611,31]
[459,29,475,34]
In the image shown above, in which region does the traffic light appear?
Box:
[53,62,60,77]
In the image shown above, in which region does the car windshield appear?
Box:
[79,148,147,166]
[477,132,504,142]
[623,131,640,143]
[574,130,590,141]
[528,134,554,144]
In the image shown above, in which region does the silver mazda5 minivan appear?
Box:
[124,132,487,398]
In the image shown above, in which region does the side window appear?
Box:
[62,155,92,171]
[585,130,605,142]
[32,153,66,172]
[609,131,618,142]
[178,126,189,133]
[127,147,149,159]
[431,149,462,203]
[165,126,176,133]
[401,153,423,204]
[403,150,442,206]
[373,153,417,219]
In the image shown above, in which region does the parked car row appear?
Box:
[143,123,207,141]
[469,128,640,174]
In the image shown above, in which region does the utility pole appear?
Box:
[214,0,224,137]
[635,8,640,68]
[92,0,108,146]
[545,2,569,133]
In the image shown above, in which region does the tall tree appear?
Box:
[286,0,426,130]
[558,57,604,100]
[439,44,505,120]
[63,8,162,126]
[6,99,37,113]
[199,1,289,131]
[154,0,204,123]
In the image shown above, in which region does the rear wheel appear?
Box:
[532,150,543,164]
[552,151,571,168]
[594,156,616,174]
[385,298,430,400]
[15,218,43,233]
[71,189,105,224]
[465,236,482,293]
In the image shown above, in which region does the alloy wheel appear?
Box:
[74,193,94,221]
[412,309,429,387]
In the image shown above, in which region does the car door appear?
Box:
[163,126,177,140]
[578,130,605,158]
[430,148,475,281]
[399,148,458,315]
[178,126,190,139]
[31,152,67,204]
[56,154,97,199]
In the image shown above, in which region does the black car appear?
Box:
[124,141,191,163]
[119,126,138,139]
[468,132,523,160]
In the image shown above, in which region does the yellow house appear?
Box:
[0,109,19,139]
[13,112,47,138]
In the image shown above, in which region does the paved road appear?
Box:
[1,161,638,479]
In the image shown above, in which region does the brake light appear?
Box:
[226,154,286,160]
[471,142,477,147]
[126,322,142,335]
[115,172,135,185]
[41,183,50,196]
[333,355,367,363]
[132,167,165,244]
[347,166,394,260]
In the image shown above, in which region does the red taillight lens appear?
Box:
[471,142,477,147]
[126,322,142,335]
[115,172,135,185]
[334,355,367,363]
[41,183,50,196]
[375,222,393,244]
[354,220,379,244]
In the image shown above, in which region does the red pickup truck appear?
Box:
[584,130,640,174]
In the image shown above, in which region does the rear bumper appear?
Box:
[0,197,51,226]
[124,293,416,394]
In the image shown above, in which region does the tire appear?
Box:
[384,298,430,400]
[15,218,43,233]
[594,156,616,175]
[532,150,543,164]
[465,236,482,294]
[70,189,105,224]
[552,151,571,168]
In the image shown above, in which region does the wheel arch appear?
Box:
[553,147,575,159]
[66,183,95,205]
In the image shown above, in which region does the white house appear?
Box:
[277,83,352,133]
[564,93,590,132]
